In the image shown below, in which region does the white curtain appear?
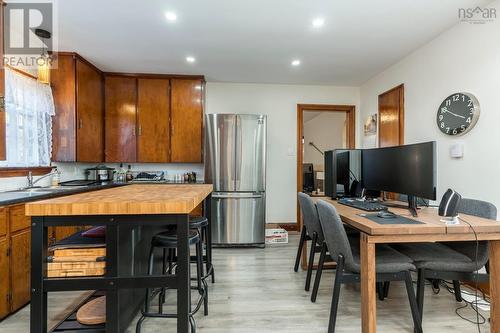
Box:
[0,68,55,167]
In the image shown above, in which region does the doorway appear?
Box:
[296,104,355,269]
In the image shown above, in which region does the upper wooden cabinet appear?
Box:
[137,78,170,163]
[51,53,104,162]
[171,79,204,163]
[104,76,137,163]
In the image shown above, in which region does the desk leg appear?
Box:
[360,233,376,333]
[490,240,500,332]
[177,215,191,332]
[31,217,47,333]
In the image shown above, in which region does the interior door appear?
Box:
[76,58,104,162]
[170,79,203,162]
[205,114,237,191]
[379,84,404,148]
[104,76,137,162]
[234,115,266,192]
[137,78,170,162]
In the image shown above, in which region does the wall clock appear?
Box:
[437,92,480,136]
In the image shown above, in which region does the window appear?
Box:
[0,68,55,167]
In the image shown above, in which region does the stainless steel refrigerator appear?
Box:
[205,114,266,247]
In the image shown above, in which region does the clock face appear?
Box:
[437,92,480,136]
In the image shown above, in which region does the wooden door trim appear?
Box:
[296,104,356,269]
[378,84,404,146]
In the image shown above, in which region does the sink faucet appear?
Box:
[26,170,56,189]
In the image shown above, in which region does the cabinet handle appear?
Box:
[79,119,83,129]
[0,96,5,113]
[138,125,142,136]
[171,125,174,136]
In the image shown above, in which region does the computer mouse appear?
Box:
[377,210,397,219]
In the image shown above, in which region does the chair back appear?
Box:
[316,200,354,268]
[448,198,497,268]
[298,192,324,242]
[458,198,497,220]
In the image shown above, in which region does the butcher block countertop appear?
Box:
[25,184,213,216]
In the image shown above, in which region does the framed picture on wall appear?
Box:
[364,114,377,135]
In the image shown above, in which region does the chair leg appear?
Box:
[305,232,318,291]
[196,240,208,316]
[416,269,426,326]
[328,256,344,333]
[403,272,423,333]
[383,281,391,298]
[377,282,385,301]
[453,280,463,302]
[311,242,327,302]
[294,226,307,272]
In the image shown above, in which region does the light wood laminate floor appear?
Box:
[0,235,490,332]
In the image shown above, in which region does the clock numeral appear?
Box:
[439,115,444,121]
[452,128,458,135]
[466,117,471,124]
[440,122,445,128]
[468,99,473,107]
[446,99,451,107]
[453,94,460,102]
[461,125,466,131]
[446,127,450,134]
[462,95,466,102]
[441,107,448,113]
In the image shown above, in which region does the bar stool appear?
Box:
[135,229,207,333]
[189,216,215,283]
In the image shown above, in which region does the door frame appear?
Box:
[296,104,356,269]
[378,84,405,146]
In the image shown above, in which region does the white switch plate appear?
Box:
[450,142,464,158]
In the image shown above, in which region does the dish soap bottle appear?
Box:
[51,168,61,187]
[117,163,126,183]
[126,165,133,182]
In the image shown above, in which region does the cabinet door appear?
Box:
[104,76,137,162]
[0,238,9,319]
[76,58,104,162]
[0,207,6,237]
[9,204,29,234]
[170,79,203,163]
[10,229,30,312]
[137,78,170,162]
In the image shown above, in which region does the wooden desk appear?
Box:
[26,184,213,333]
[315,197,500,333]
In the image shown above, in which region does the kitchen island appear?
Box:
[25,184,213,333]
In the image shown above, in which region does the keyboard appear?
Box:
[338,198,387,212]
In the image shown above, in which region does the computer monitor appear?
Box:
[362,141,437,215]
[325,149,362,199]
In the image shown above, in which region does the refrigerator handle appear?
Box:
[212,193,263,199]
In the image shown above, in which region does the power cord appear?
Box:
[458,216,482,333]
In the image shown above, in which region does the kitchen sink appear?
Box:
[14,186,87,193]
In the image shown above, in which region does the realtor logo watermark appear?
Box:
[3,1,57,69]
[459,6,497,24]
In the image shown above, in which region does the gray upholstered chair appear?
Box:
[296,192,328,292]
[316,200,422,333]
[393,198,496,324]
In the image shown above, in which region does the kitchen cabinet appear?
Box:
[171,79,204,163]
[137,78,170,162]
[0,207,8,320]
[51,53,104,162]
[10,229,30,312]
[104,76,137,162]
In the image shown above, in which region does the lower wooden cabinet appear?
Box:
[10,229,30,312]
[0,237,9,319]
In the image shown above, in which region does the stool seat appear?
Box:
[152,230,200,248]
[190,216,208,229]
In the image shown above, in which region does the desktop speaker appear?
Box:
[438,188,462,224]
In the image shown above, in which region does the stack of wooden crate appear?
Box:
[48,247,106,278]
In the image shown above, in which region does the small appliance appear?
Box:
[85,165,115,183]
[438,188,462,225]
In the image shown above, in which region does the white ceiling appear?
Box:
[54,0,488,85]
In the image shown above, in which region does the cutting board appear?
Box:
[76,296,106,325]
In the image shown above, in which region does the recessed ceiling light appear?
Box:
[165,11,177,21]
[291,59,301,66]
[312,17,325,28]
[186,56,196,63]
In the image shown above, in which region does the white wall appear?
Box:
[206,82,360,223]
[303,112,347,169]
[359,0,500,214]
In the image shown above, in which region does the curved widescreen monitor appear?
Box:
[362,141,437,200]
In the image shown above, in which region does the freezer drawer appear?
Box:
[211,192,265,245]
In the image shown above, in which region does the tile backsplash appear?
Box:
[0,162,204,192]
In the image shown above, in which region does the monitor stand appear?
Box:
[407,195,418,217]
